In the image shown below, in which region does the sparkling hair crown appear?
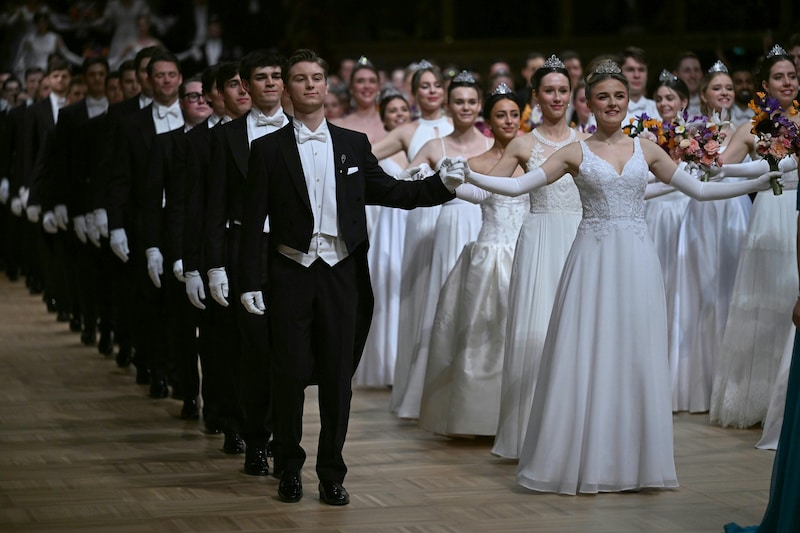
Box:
[379,86,405,101]
[491,83,513,96]
[658,69,678,82]
[542,54,566,70]
[708,60,728,73]
[413,59,434,71]
[452,70,477,84]
[592,59,621,75]
[767,44,788,58]
[356,55,374,68]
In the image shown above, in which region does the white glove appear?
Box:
[454,182,491,204]
[394,165,422,181]
[84,212,100,247]
[93,208,108,238]
[145,247,163,288]
[172,259,185,282]
[26,204,41,223]
[716,156,798,180]
[54,204,68,230]
[73,215,88,243]
[0,178,8,204]
[19,186,29,208]
[207,266,229,307]
[241,291,266,315]
[184,270,206,310]
[439,157,467,192]
[42,211,58,233]
[467,165,549,197]
[10,197,22,216]
[669,166,775,200]
[109,228,129,262]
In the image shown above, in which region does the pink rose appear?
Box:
[704,140,720,155]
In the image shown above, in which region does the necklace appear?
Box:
[533,127,576,149]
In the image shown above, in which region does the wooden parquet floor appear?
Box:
[0,276,775,532]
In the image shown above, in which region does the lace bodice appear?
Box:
[475,193,529,245]
[575,138,648,240]
[526,129,583,214]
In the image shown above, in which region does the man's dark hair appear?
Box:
[215,62,239,92]
[239,50,285,82]
[81,56,109,75]
[282,49,328,84]
[146,50,182,78]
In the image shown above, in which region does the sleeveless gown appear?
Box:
[418,193,529,436]
[710,169,798,428]
[516,138,678,494]
[391,116,453,416]
[492,129,582,459]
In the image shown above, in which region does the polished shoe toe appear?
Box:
[222,431,245,454]
[69,316,82,332]
[243,445,269,476]
[180,398,200,420]
[80,328,96,346]
[318,480,349,505]
[278,471,303,503]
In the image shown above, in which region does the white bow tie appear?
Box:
[156,104,180,119]
[297,129,327,144]
[255,112,284,127]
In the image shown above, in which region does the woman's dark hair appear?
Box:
[756,51,794,88]
[483,89,520,119]
[655,76,689,102]
[447,70,481,100]
[378,89,408,122]
[531,62,571,92]
[584,59,629,99]
[411,63,444,95]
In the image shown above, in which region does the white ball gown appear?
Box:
[668,152,751,412]
[516,138,678,494]
[756,330,796,450]
[418,192,529,436]
[352,157,409,387]
[491,129,582,459]
[710,170,798,427]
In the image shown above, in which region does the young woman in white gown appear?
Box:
[418,85,528,436]
[354,89,412,387]
[370,63,454,417]
[490,57,584,459]
[390,71,488,419]
[710,47,800,429]
[668,62,752,413]
[456,60,776,495]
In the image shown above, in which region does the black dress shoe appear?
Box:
[69,315,82,332]
[243,445,269,476]
[117,345,133,368]
[98,330,113,356]
[56,310,70,322]
[203,421,222,434]
[318,481,349,506]
[222,431,245,454]
[278,471,303,503]
[80,328,96,346]
[148,376,169,399]
[134,364,149,384]
[180,398,200,420]
[266,440,274,457]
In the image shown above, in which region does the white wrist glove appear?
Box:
[109,228,129,262]
[467,165,548,197]
[42,211,58,233]
[72,215,88,243]
[184,270,206,310]
[19,186,29,208]
[207,266,229,307]
[145,247,163,288]
[439,157,467,193]
[93,208,108,238]
[669,166,775,200]
[394,165,422,181]
[54,204,68,230]
[10,197,22,216]
[240,290,266,315]
[0,178,8,204]
[172,259,185,282]
[454,182,492,204]
[84,212,100,247]
[26,204,41,223]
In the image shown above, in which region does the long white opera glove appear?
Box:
[466,165,549,197]
[10,197,22,216]
[145,247,163,288]
[173,259,185,282]
[668,166,775,201]
[26,204,41,223]
[109,228,129,262]
[207,267,229,307]
[241,291,266,315]
[54,204,68,230]
[93,208,109,238]
[0,178,8,204]
[715,155,797,179]
[454,183,492,204]
[42,211,58,233]
[184,270,206,310]
[73,215,88,243]
[84,212,100,247]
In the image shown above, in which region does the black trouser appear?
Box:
[164,271,200,399]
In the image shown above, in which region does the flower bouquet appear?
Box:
[622,113,664,144]
[660,110,727,181]
[749,91,800,195]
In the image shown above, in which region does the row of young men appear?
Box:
[0,45,294,480]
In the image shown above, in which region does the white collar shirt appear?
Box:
[86,95,108,119]
[152,100,184,134]
[246,106,287,146]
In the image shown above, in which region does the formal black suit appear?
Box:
[239,120,454,482]
[1,104,28,279]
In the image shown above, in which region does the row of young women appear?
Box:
[339,50,798,497]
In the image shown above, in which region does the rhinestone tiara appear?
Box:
[658,69,678,82]
[415,59,433,70]
[767,44,788,58]
[379,86,404,101]
[452,70,477,84]
[708,60,728,73]
[592,59,621,75]
[356,55,374,68]
[491,83,513,96]
[542,54,565,70]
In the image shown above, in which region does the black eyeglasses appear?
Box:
[182,91,205,103]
